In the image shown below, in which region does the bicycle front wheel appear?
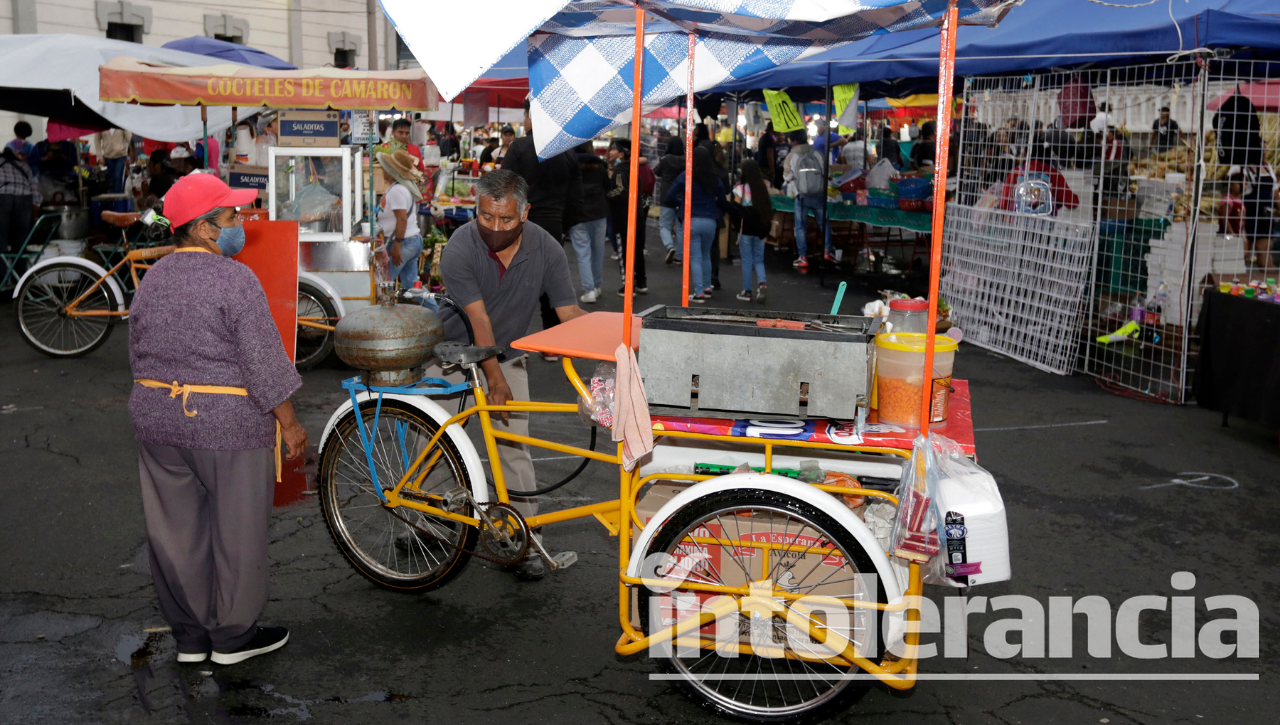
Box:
[319,399,477,592]
[15,263,117,357]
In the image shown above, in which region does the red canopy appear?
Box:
[1209,81,1280,112]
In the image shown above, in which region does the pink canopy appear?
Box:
[1208,80,1280,112]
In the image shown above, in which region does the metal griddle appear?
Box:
[637,305,880,419]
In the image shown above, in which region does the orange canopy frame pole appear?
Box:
[622,7,646,346]
[681,31,695,307]
[918,0,959,436]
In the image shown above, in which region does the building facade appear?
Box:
[1,0,416,141]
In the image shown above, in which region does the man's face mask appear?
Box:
[476,218,522,253]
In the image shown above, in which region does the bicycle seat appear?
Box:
[435,341,501,366]
[102,211,141,227]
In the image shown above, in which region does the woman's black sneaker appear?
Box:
[211,626,290,665]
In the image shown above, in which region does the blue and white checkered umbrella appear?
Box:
[383,0,1017,157]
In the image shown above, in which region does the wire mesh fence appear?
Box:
[943,61,1238,401]
[941,204,1095,374]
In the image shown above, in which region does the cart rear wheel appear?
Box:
[319,399,477,591]
[295,281,336,370]
[15,263,117,357]
[638,488,886,725]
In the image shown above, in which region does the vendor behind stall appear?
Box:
[375,150,425,291]
[128,173,307,666]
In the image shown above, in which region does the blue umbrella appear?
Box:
[161,37,295,70]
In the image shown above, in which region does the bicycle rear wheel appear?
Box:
[15,263,116,357]
[294,281,336,370]
[319,399,477,591]
[637,488,886,724]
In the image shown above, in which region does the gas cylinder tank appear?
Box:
[334,299,444,386]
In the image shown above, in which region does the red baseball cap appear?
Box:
[163,172,259,228]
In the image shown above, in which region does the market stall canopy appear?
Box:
[382,0,1018,157]
[161,37,297,70]
[100,58,438,111]
[713,0,1280,96]
[0,34,259,143]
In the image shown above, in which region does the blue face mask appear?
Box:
[215,223,246,257]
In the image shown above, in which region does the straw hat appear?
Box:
[377,149,424,201]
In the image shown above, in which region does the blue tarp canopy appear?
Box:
[161,37,296,70]
[714,0,1280,97]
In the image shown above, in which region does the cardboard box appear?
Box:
[1100,196,1138,220]
[630,483,863,646]
[278,110,341,147]
[362,159,390,196]
[228,164,269,191]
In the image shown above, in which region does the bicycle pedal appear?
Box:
[548,551,578,571]
[442,487,471,512]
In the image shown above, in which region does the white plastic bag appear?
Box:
[865,158,900,191]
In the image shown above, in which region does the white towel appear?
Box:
[612,342,654,471]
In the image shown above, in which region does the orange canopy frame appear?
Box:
[605,1,962,436]
[99,57,438,111]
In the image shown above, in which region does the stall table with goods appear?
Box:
[1193,288,1280,433]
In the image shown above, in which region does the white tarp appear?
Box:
[0,34,258,143]
[381,0,1018,157]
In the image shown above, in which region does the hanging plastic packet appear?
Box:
[889,435,940,564]
[577,361,617,428]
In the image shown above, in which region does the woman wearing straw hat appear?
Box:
[376,149,426,290]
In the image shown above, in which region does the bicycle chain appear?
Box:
[384,502,524,567]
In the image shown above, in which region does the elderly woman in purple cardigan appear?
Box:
[129,174,308,666]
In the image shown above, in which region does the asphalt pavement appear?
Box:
[0,236,1275,724]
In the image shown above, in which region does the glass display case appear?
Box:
[267,146,364,243]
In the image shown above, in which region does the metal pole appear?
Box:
[622,8,645,346]
[201,105,209,171]
[366,0,380,71]
[918,0,960,436]
[822,72,833,257]
[681,31,695,306]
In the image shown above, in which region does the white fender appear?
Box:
[319,391,489,505]
[12,257,128,312]
[297,271,347,318]
[626,472,905,646]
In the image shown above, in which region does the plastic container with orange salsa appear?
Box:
[872,332,958,428]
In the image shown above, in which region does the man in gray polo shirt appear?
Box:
[426,169,585,580]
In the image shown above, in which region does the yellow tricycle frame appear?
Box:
[366,354,930,690]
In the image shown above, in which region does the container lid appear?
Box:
[889,298,929,312]
[875,331,959,352]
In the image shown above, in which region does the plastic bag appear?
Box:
[577,361,616,428]
[865,158,900,191]
[889,435,940,565]
[890,433,1010,588]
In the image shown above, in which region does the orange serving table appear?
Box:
[511,311,641,362]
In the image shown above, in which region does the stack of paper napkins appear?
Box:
[932,468,1010,587]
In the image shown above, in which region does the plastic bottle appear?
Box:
[1147,281,1167,326]
[1130,292,1146,322]
[1144,285,1162,326]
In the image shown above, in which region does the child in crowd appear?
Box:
[733,159,773,303]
